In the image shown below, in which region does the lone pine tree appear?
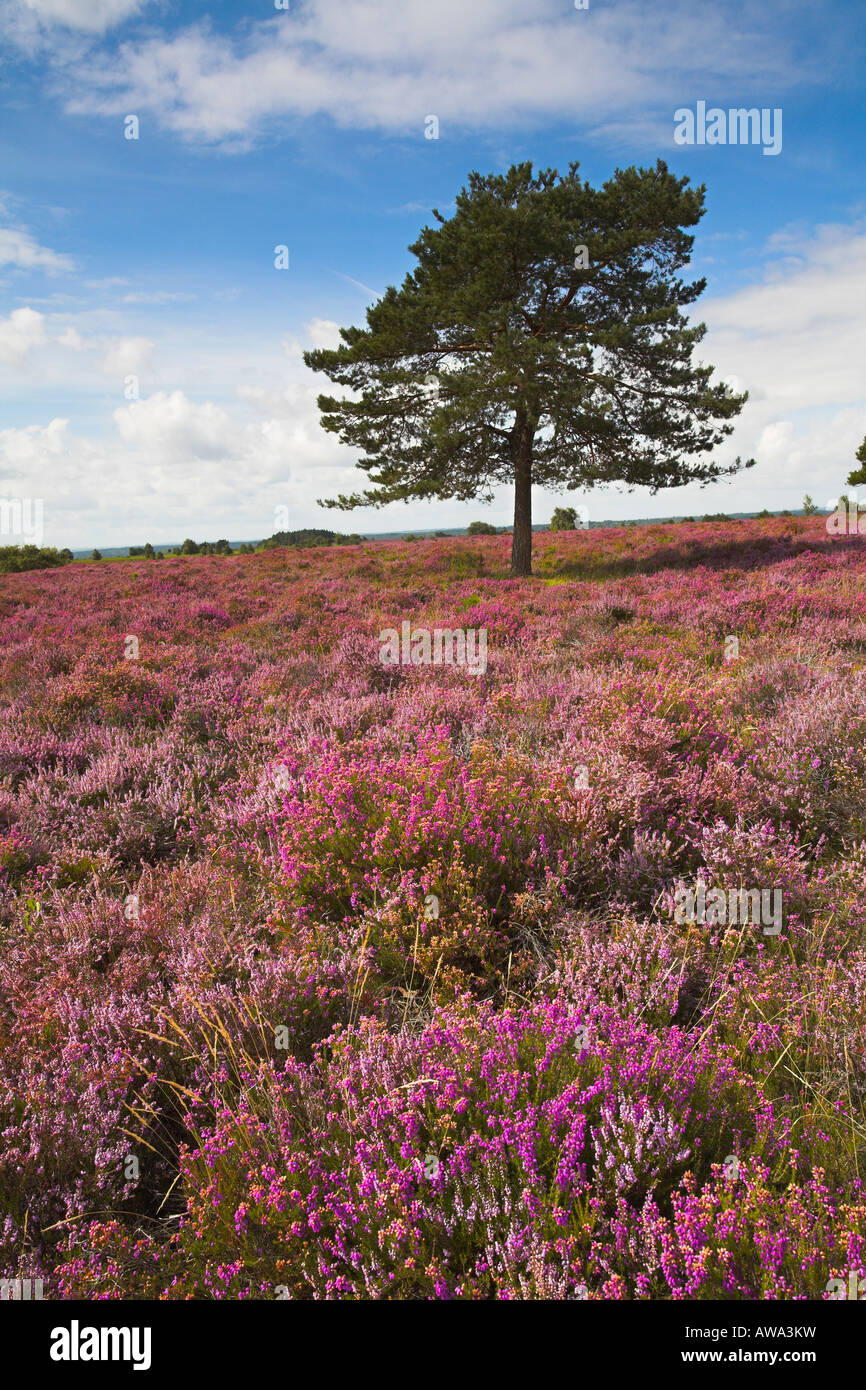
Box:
[305,161,753,576]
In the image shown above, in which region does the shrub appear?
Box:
[0,546,71,573]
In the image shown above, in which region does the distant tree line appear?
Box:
[120,531,363,559]
[126,539,256,558]
[0,545,74,573]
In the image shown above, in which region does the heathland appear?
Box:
[1,516,865,1298]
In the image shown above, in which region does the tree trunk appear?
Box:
[510,414,534,577]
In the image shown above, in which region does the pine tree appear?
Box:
[305,161,753,575]
[847,436,866,487]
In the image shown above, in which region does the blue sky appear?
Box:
[0,0,864,548]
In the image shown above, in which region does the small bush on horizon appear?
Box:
[550,506,578,531]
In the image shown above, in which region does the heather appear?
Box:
[2,516,866,1299]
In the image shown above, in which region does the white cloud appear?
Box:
[113,390,236,463]
[0,396,303,545]
[701,223,866,412]
[0,307,47,364]
[747,408,866,506]
[60,0,804,145]
[20,0,146,32]
[0,416,72,477]
[85,276,130,289]
[56,325,85,350]
[121,290,196,304]
[754,420,795,460]
[305,317,342,349]
[0,226,74,273]
[236,381,309,419]
[0,417,144,542]
[0,306,94,368]
[647,223,866,507]
[101,335,154,378]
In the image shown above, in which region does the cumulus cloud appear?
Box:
[696,219,866,500]
[702,223,866,410]
[0,307,96,367]
[748,408,866,504]
[0,307,47,364]
[0,395,303,545]
[0,416,150,543]
[101,335,154,378]
[113,390,236,463]
[0,416,73,477]
[305,317,343,349]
